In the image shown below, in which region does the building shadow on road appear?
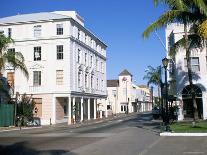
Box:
[0,141,77,155]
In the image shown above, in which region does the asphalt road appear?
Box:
[0,113,207,155]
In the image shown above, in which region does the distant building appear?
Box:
[106,69,152,115]
[0,11,107,125]
[166,23,207,120]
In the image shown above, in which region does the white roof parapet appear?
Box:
[0,11,84,26]
[52,11,84,26]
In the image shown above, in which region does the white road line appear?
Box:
[183,152,204,154]
[138,137,164,155]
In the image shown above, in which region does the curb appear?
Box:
[0,126,42,133]
[160,132,207,137]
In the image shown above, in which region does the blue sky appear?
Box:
[0,0,167,85]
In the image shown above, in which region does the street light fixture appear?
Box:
[162,57,170,132]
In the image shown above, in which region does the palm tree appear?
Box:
[143,66,162,105]
[0,33,28,98]
[143,0,207,122]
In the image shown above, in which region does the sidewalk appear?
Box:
[49,112,139,129]
[0,112,140,132]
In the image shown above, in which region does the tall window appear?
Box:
[90,55,93,67]
[78,49,81,63]
[78,72,81,87]
[91,39,93,47]
[168,32,175,51]
[101,80,104,90]
[97,78,99,90]
[85,74,88,88]
[91,75,93,88]
[56,70,63,85]
[56,24,63,35]
[85,35,88,44]
[96,59,98,71]
[85,53,87,65]
[184,57,200,72]
[33,71,41,86]
[78,29,81,39]
[57,45,63,60]
[8,28,12,38]
[34,25,41,37]
[100,62,103,72]
[34,47,41,61]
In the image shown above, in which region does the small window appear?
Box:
[57,45,63,60]
[121,106,123,112]
[57,24,63,35]
[107,105,111,110]
[33,71,41,86]
[34,25,41,37]
[56,70,63,85]
[34,47,41,61]
[112,90,116,96]
[184,57,200,72]
[8,48,15,53]
[8,28,12,38]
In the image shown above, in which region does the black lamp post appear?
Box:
[162,57,170,131]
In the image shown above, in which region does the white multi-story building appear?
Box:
[106,70,152,115]
[166,23,207,120]
[0,11,107,125]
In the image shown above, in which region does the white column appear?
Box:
[72,97,76,123]
[68,96,72,125]
[100,110,103,119]
[81,97,84,122]
[105,99,108,118]
[94,99,97,119]
[88,98,91,120]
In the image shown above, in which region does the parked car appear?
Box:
[152,107,161,119]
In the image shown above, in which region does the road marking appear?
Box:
[117,119,123,122]
[183,152,204,154]
[138,137,164,155]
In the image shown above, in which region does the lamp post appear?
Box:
[122,77,128,114]
[150,86,153,110]
[162,57,170,131]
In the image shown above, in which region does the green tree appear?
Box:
[143,0,207,123]
[0,33,28,100]
[143,65,162,106]
[17,94,35,126]
[0,33,28,78]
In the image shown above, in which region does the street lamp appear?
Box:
[122,77,128,114]
[162,57,170,131]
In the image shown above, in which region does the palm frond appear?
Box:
[192,0,207,17]
[143,10,195,38]
[3,51,29,79]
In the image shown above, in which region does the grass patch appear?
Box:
[170,121,207,133]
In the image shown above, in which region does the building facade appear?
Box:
[0,11,107,125]
[106,70,152,115]
[166,23,207,120]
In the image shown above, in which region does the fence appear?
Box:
[0,104,14,127]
